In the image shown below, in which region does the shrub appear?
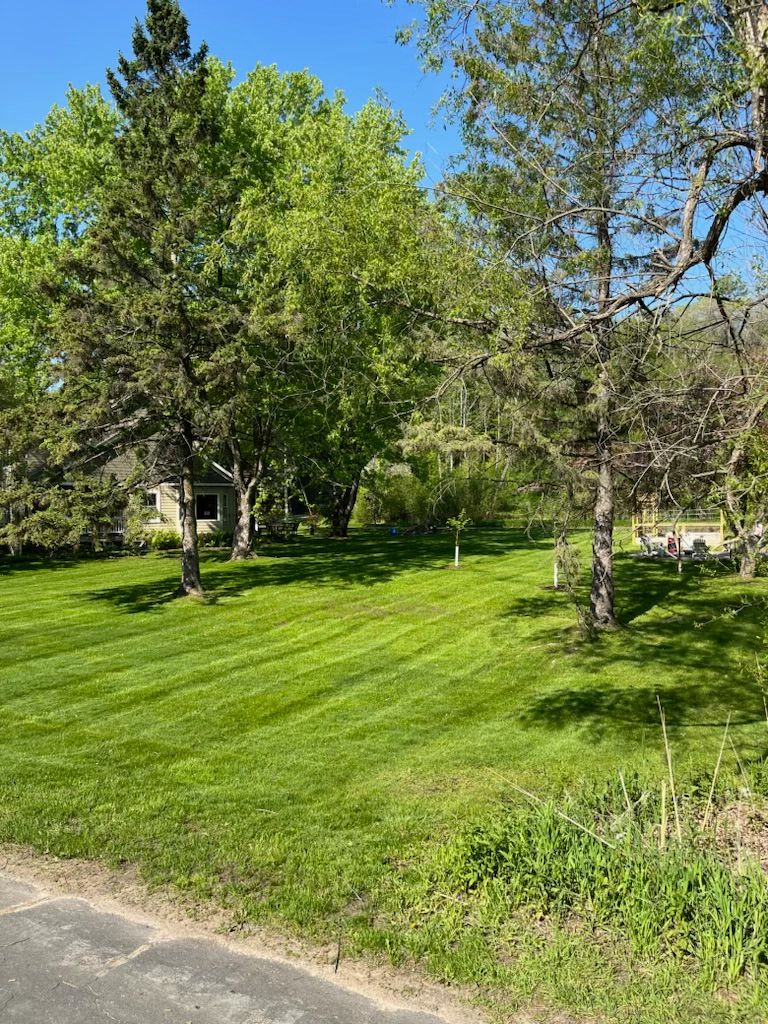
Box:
[350,486,379,528]
[359,459,524,528]
[357,464,432,527]
[199,529,233,548]
[149,529,180,550]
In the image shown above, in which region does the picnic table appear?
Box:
[260,516,304,540]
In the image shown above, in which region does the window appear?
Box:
[143,490,161,523]
[196,493,219,521]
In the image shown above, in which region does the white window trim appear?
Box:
[196,491,220,522]
[145,489,162,524]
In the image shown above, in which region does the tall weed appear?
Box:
[394,776,768,986]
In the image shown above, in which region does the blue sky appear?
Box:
[0,1,457,186]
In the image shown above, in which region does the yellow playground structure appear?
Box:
[631,508,726,551]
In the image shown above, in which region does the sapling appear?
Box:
[446,509,472,568]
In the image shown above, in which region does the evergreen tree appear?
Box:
[56,0,236,594]
[398,0,768,628]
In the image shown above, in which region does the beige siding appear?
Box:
[194,488,234,533]
[157,484,180,531]
[144,484,234,535]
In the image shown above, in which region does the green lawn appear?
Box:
[1,528,766,1021]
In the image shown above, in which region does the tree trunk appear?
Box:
[739,533,760,579]
[590,405,618,630]
[723,402,768,581]
[230,478,258,561]
[589,203,617,632]
[330,477,360,538]
[178,453,203,596]
[225,430,270,561]
[740,548,757,580]
[227,437,266,562]
[3,462,21,557]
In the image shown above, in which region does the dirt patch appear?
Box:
[713,801,768,869]
[0,843,489,1024]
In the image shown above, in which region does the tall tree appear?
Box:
[206,66,332,560]
[395,0,768,628]
[199,70,438,555]
[0,86,117,554]
[55,1,239,594]
[261,99,441,537]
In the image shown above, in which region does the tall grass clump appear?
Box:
[386,775,768,988]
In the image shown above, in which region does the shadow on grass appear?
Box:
[615,557,704,623]
[0,552,128,578]
[514,558,768,739]
[66,530,768,746]
[500,557,708,635]
[520,680,766,742]
[85,528,529,613]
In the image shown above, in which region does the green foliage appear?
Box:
[263,96,441,523]
[0,85,119,545]
[725,427,768,530]
[0,475,126,555]
[0,0,457,565]
[440,469,503,521]
[356,465,433,526]
[198,529,233,548]
[0,83,117,238]
[423,793,768,984]
[55,3,223,447]
[361,453,536,529]
[446,507,471,542]
[0,84,117,413]
[149,529,181,551]
[373,764,768,1019]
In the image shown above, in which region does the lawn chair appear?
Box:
[691,538,709,560]
[638,534,655,557]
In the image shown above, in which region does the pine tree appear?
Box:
[58,1,233,595]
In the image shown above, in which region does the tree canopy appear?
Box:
[3,0,768,623]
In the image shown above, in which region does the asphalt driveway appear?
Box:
[0,874,451,1024]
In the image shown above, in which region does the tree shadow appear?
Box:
[500,592,569,619]
[85,528,527,613]
[519,680,766,743]
[57,527,768,750]
[0,554,105,578]
[614,556,736,623]
[514,560,767,741]
[86,575,185,611]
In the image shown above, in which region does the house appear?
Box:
[101,454,236,540]
[0,448,237,554]
[142,463,236,536]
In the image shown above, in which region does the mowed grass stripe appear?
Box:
[1,527,765,934]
